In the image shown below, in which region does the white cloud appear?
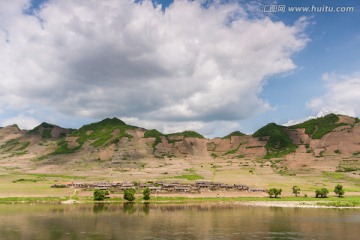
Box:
[122,116,241,138]
[2,115,40,130]
[283,116,316,126]
[308,73,360,117]
[0,0,308,134]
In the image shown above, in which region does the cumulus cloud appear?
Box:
[122,116,240,138]
[307,73,360,117]
[1,115,40,130]
[282,116,316,126]
[0,0,307,134]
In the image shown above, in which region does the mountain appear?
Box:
[253,123,296,158]
[1,114,360,195]
[1,114,360,173]
[28,122,72,139]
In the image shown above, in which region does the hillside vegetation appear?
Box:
[144,129,164,148]
[168,131,204,139]
[2,113,359,161]
[28,122,57,139]
[222,131,245,139]
[144,130,205,149]
[290,114,346,139]
[53,118,136,154]
[253,123,296,158]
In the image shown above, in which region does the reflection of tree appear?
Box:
[266,208,301,239]
[142,203,150,215]
[123,202,136,214]
[93,203,107,213]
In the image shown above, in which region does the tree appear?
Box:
[268,188,282,198]
[292,186,300,197]
[93,189,109,201]
[143,187,151,200]
[334,184,345,197]
[124,189,136,202]
[315,188,329,198]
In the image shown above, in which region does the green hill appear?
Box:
[222,131,245,139]
[53,118,136,154]
[168,131,204,139]
[253,123,296,158]
[28,122,61,139]
[144,129,164,148]
[290,114,346,139]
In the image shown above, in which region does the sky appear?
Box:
[0,0,359,138]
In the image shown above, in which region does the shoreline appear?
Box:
[1,195,360,209]
[232,201,360,209]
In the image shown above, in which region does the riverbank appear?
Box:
[1,195,360,208]
[235,200,360,208]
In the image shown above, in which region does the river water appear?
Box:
[0,203,359,240]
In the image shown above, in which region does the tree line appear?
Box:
[268,184,345,198]
[93,187,151,201]
[93,185,345,201]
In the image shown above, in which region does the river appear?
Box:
[0,203,359,239]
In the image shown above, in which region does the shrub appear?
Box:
[143,187,151,200]
[334,184,345,197]
[124,189,136,202]
[93,189,109,201]
[315,188,329,198]
[168,130,204,139]
[58,117,135,152]
[144,129,164,148]
[253,123,296,158]
[268,188,282,198]
[290,114,346,139]
[222,131,245,139]
[292,186,300,197]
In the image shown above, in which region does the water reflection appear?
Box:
[123,202,136,214]
[0,204,359,240]
[142,202,150,215]
[93,203,107,213]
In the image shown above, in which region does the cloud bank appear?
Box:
[0,0,307,133]
[308,73,360,117]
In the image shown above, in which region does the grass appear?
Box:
[224,148,238,155]
[317,201,360,207]
[174,174,204,180]
[290,113,347,139]
[75,118,135,147]
[26,173,87,179]
[28,122,55,134]
[336,166,359,172]
[18,141,30,150]
[52,118,136,154]
[224,141,245,155]
[42,129,52,138]
[322,171,360,186]
[144,129,164,148]
[253,123,296,158]
[12,178,43,183]
[3,195,360,205]
[222,131,245,139]
[9,150,28,157]
[0,197,69,204]
[0,140,30,156]
[167,131,204,139]
[0,139,20,151]
[52,139,81,154]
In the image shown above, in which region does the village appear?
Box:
[52,180,268,194]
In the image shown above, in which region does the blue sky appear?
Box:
[0,0,359,137]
